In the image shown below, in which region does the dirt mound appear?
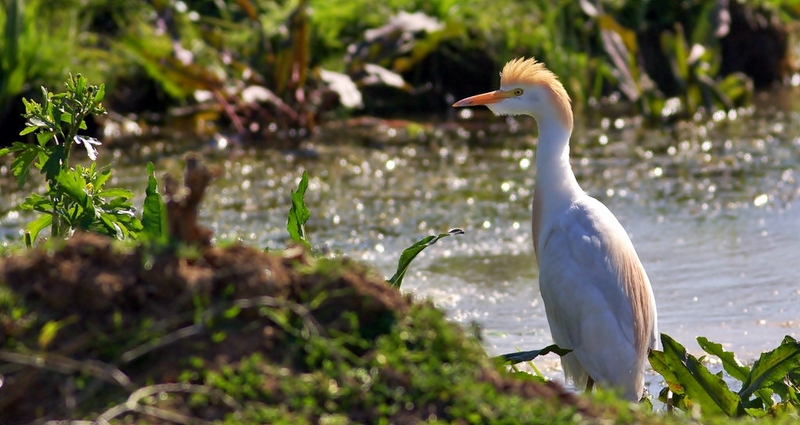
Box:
[0,233,411,424]
[2,233,405,337]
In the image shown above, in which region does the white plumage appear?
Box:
[453,58,658,401]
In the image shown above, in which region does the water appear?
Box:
[2,94,800,395]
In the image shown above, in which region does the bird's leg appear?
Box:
[585,376,595,394]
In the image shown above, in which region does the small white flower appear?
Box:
[74,135,102,160]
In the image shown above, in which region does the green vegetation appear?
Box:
[287,170,312,248]
[650,334,800,418]
[0,75,138,243]
[1,0,798,141]
[387,228,464,289]
[0,75,166,245]
[0,0,82,120]
[1,10,800,423]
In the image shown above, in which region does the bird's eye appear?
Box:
[513,89,524,96]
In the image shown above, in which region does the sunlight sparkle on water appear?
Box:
[4,94,799,380]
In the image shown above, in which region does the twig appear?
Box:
[94,383,240,425]
[121,324,203,363]
[212,89,245,135]
[164,154,214,246]
[0,350,132,390]
[228,296,322,337]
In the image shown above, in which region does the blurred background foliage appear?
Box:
[1,0,799,144]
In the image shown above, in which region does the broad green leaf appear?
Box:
[10,147,38,187]
[25,214,52,243]
[92,166,113,190]
[36,130,55,146]
[56,169,92,213]
[649,349,685,395]
[498,344,572,365]
[659,333,743,417]
[699,336,777,410]
[142,162,168,243]
[96,188,134,199]
[43,145,67,181]
[286,170,310,246]
[698,337,750,382]
[744,407,770,418]
[387,228,464,289]
[740,336,800,400]
[20,193,53,213]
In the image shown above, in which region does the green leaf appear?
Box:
[94,84,106,104]
[89,164,112,190]
[96,188,134,199]
[36,130,55,147]
[286,170,310,246]
[97,212,125,239]
[649,349,685,394]
[42,145,67,181]
[497,344,572,365]
[39,320,63,349]
[387,228,464,289]
[698,337,750,383]
[0,143,23,158]
[25,214,52,243]
[740,336,800,400]
[10,146,38,187]
[658,333,743,417]
[56,169,93,213]
[20,193,53,213]
[74,73,86,97]
[141,162,168,243]
[19,125,38,135]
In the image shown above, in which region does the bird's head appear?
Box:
[453,57,573,130]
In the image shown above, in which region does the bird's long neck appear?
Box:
[535,118,582,203]
[531,116,583,258]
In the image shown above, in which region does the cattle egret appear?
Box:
[453,58,658,401]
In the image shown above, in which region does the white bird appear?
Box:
[453,58,658,401]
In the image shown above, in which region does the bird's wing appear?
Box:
[537,196,656,393]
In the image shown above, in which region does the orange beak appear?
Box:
[452,90,514,107]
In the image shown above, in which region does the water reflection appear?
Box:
[1,102,799,380]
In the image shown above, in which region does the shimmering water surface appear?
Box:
[2,92,800,392]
